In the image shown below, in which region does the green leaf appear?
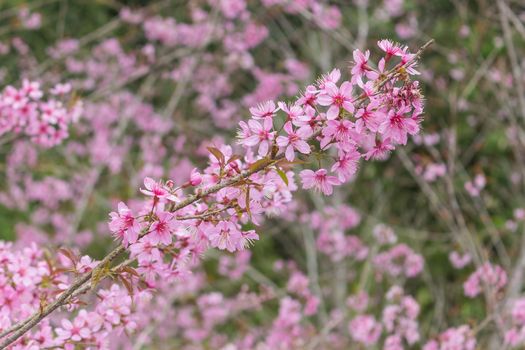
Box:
[275,167,289,186]
[90,261,110,289]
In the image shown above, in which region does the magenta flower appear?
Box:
[364,137,395,160]
[249,100,277,119]
[320,119,356,149]
[276,121,312,161]
[292,105,318,133]
[129,238,162,264]
[149,211,177,245]
[463,263,507,298]
[140,177,178,201]
[399,48,420,75]
[351,49,379,84]
[237,229,259,250]
[378,105,420,145]
[239,118,275,156]
[317,68,341,89]
[277,101,303,122]
[355,100,384,133]
[296,85,318,106]
[108,202,140,246]
[22,79,43,100]
[300,169,341,195]
[449,251,471,269]
[331,149,360,181]
[377,39,403,59]
[317,81,354,120]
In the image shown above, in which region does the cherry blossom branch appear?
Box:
[176,204,236,221]
[0,157,281,349]
[0,39,433,349]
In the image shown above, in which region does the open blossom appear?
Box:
[238,118,275,156]
[300,169,341,195]
[206,221,242,252]
[374,244,424,278]
[320,119,356,149]
[505,298,525,347]
[378,39,403,59]
[129,239,162,264]
[108,202,140,246]
[317,68,341,89]
[378,104,420,145]
[238,229,260,250]
[276,121,311,161]
[364,137,395,160]
[249,100,277,119]
[140,177,178,202]
[355,100,384,133]
[277,101,303,121]
[75,256,98,274]
[331,149,360,181]
[296,85,318,106]
[149,211,177,245]
[464,174,486,197]
[351,49,379,84]
[317,81,354,120]
[382,287,421,345]
[55,310,92,342]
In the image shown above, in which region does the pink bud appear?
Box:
[189,168,202,186]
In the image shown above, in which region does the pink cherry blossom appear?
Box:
[378,104,420,145]
[238,118,275,156]
[149,211,177,245]
[249,100,277,119]
[108,202,140,246]
[276,121,312,161]
[300,169,341,195]
[207,221,242,252]
[331,149,360,181]
[317,81,354,120]
[351,49,380,84]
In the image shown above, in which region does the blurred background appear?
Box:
[1,0,525,348]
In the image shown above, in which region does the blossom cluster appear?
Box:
[505,298,525,347]
[423,325,476,350]
[463,262,508,298]
[348,286,420,348]
[0,80,82,147]
[374,243,424,279]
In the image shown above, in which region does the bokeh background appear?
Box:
[1,0,525,348]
